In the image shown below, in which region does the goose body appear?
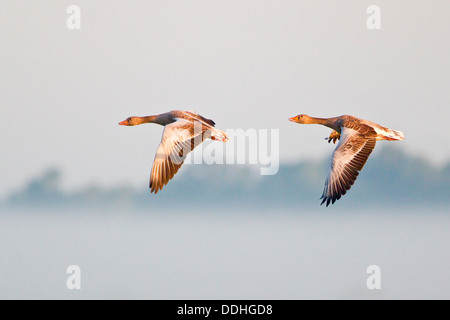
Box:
[119,110,228,194]
[289,114,404,206]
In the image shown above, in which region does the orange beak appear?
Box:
[289,116,299,123]
[119,120,128,126]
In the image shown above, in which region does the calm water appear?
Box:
[0,207,448,299]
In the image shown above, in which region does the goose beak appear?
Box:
[119,120,128,126]
[289,116,298,123]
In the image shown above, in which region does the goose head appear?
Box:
[289,114,315,124]
[119,117,144,126]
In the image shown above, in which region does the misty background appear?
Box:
[0,1,449,299]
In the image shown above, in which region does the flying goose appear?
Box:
[289,114,404,206]
[120,110,228,194]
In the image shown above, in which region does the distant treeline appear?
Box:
[3,146,450,210]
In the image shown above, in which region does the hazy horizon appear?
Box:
[2,145,448,210]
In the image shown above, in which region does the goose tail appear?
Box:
[385,129,405,141]
[210,128,229,142]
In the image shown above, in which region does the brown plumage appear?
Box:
[289,114,404,206]
[119,110,228,194]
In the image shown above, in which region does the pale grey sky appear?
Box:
[1,0,449,196]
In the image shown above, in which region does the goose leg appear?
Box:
[326,130,340,144]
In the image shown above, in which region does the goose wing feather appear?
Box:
[321,126,377,206]
[150,119,208,193]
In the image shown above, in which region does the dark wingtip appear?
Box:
[149,182,158,194]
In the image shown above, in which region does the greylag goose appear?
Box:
[289,114,404,206]
[119,110,229,194]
